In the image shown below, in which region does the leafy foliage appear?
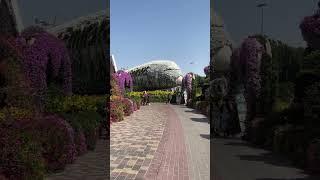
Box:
[126,90,173,103]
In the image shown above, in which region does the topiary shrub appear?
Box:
[63,111,101,151]
[0,119,45,180]
[133,101,138,111]
[74,129,87,156]
[195,101,209,114]
[122,98,134,116]
[110,98,124,123]
[60,113,87,156]
[18,26,72,97]
[31,114,76,172]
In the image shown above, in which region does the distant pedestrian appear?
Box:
[142,91,148,105]
[146,94,150,105]
[183,90,188,105]
[166,91,172,104]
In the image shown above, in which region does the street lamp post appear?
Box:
[257,2,268,35]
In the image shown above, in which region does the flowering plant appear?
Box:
[18,26,72,97]
[300,11,320,49]
[34,114,76,171]
[110,99,124,123]
[204,66,210,76]
[182,73,194,93]
[240,37,263,99]
[122,98,134,116]
[116,70,133,93]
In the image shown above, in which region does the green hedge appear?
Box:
[62,111,101,150]
[126,90,173,103]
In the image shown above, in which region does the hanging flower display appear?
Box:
[300,7,320,49]
[18,26,72,96]
[240,37,263,99]
[182,72,194,94]
[116,70,133,93]
[204,66,210,76]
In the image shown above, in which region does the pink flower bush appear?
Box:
[74,129,87,156]
[18,26,72,96]
[122,98,134,116]
[116,70,133,93]
[110,99,124,123]
[240,37,263,99]
[33,114,76,171]
[300,10,320,49]
[133,101,138,111]
[182,73,193,93]
[204,66,210,76]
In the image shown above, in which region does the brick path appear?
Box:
[172,105,210,180]
[110,104,166,179]
[46,140,108,180]
[110,103,190,180]
[145,105,189,180]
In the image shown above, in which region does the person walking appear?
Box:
[183,90,188,105]
[142,91,148,106]
[166,91,172,104]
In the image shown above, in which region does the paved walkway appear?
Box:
[110,104,166,179]
[172,105,210,180]
[110,103,210,180]
[46,140,108,180]
[211,137,320,180]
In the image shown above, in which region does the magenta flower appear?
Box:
[240,37,263,100]
[204,66,210,76]
[300,10,320,49]
[18,26,72,97]
[116,70,133,93]
[182,72,193,94]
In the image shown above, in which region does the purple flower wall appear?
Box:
[182,73,193,95]
[116,70,133,93]
[300,11,320,49]
[204,66,210,76]
[240,37,263,100]
[18,26,72,97]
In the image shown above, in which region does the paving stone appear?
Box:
[172,105,210,180]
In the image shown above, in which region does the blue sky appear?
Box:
[111,0,210,76]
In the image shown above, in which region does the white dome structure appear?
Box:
[129,60,183,90]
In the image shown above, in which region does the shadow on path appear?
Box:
[212,137,316,180]
[256,177,320,180]
[184,109,203,115]
[191,117,208,123]
[237,152,296,168]
[200,134,210,140]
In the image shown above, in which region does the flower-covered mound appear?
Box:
[116,70,133,92]
[18,26,72,96]
[129,60,183,91]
